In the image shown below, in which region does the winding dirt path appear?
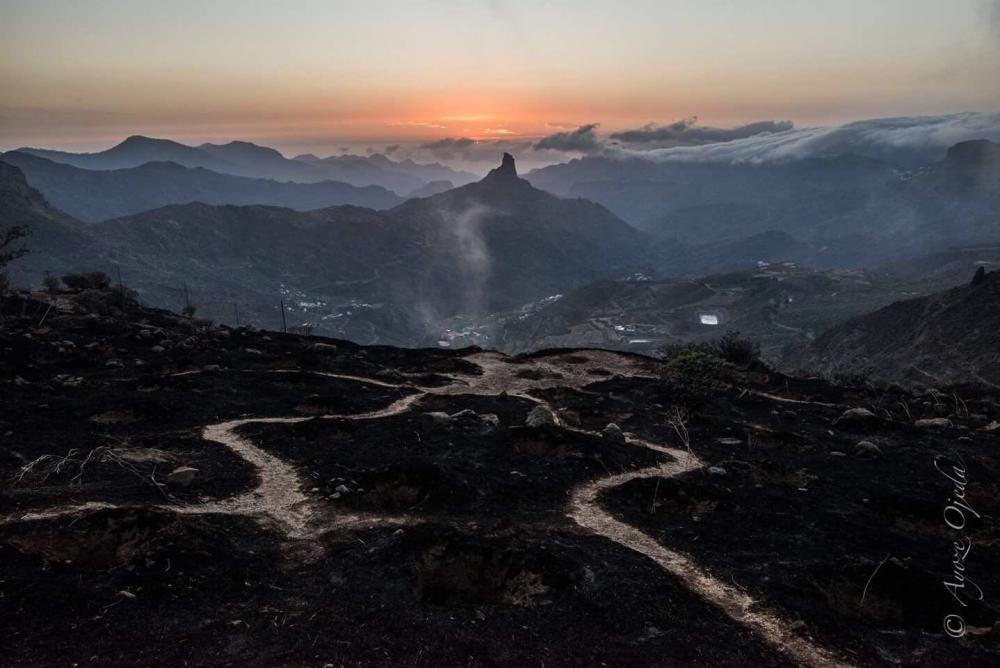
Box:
[4,351,849,666]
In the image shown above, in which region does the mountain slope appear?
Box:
[16,136,479,194]
[0,161,100,280]
[17,135,236,173]
[3,155,654,345]
[1,151,402,221]
[785,269,1000,385]
[525,142,1000,268]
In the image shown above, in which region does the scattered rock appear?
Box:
[707,466,727,476]
[420,412,453,430]
[835,408,877,424]
[525,405,555,429]
[166,466,199,487]
[334,484,351,494]
[53,374,84,387]
[914,417,953,429]
[601,423,626,444]
[558,409,581,427]
[479,413,501,433]
[151,345,166,354]
[854,441,882,459]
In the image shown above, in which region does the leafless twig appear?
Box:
[860,554,890,608]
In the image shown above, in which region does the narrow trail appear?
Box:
[3,350,850,666]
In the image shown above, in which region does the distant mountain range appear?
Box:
[2,154,649,345]
[526,140,1000,268]
[786,267,1000,387]
[13,136,479,195]
[0,151,403,221]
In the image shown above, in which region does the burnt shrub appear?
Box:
[61,271,112,291]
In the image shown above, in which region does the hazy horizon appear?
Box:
[3,0,1000,161]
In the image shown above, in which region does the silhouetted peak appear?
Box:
[484,153,517,181]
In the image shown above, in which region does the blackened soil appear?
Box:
[603,380,1000,666]
[3,289,1000,666]
[239,394,664,519]
[0,510,792,667]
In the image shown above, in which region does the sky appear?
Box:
[1,0,1000,159]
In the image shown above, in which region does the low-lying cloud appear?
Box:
[609,118,794,147]
[420,137,478,160]
[533,123,601,152]
[525,113,1000,166]
[632,113,1000,165]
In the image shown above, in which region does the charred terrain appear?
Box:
[1,284,998,667]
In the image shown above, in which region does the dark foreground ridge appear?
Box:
[1,285,998,666]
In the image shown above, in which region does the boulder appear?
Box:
[558,409,581,427]
[479,413,501,433]
[525,405,555,428]
[601,423,626,445]
[420,412,453,430]
[854,441,882,459]
[167,466,199,487]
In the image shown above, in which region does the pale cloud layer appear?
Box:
[527,113,1000,165]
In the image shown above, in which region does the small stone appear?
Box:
[202,364,222,373]
[334,484,350,494]
[166,466,199,487]
[105,359,125,368]
[707,466,727,476]
[915,417,953,429]
[151,345,166,353]
[525,405,555,428]
[479,413,501,433]
[836,408,877,424]
[602,423,626,445]
[450,409,478,419]
[855,441,882,458]
[830,450,847,457]
[420,412,453,430]
[558,409,581,427]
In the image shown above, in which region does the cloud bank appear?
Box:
[533,123,601,152]
[609,118,793,147]
[528,113,1000,166]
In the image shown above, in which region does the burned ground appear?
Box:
[1,288,998,666]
